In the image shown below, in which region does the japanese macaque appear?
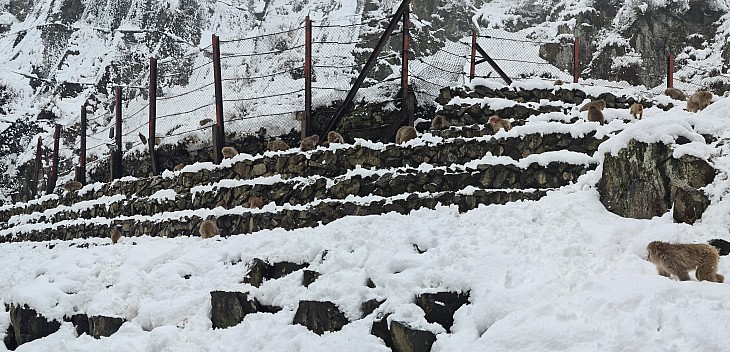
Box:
[63,180,82,192]
[629,103,644,120]
[554,79,564,86]
[687,90,713,113]
[709,239,730,256]
[138,133,147,145]
[267,139,290,152]
[430,115,449,130]
[248,195,264,209]
[396,126,418,144]
[199,219,219,239]
[173,163,186,172]
[222,146,239,159]
[110,227,121,244]
[488,115,512,133]
[300,134,320,151]
[579,99,606,112]
[327,131,345,144]
[664,87,687,101]
[646,241,724,283]
[587,105,605,125]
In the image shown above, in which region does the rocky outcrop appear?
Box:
[415,291,470,333]
[243,259,309,288]
[293,301,349,335]
[210,291,282,329]
[89,316,125,339]
[390,321,437,352]
[8,305,61,347]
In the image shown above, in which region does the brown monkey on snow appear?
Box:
[664,87,687,101]
[300,134,320,151]
[554,79,564,86]
[646,241,724,283]
[395,126,417,144]
[110,227,122,244]
[430,115,449,130]
[579,99,606,112]
[587,105,605,125]
[199,219,219,239]
[686,90,713,113]
[267,139,290,152]
[222,146,239,159]
[488,115,512,133]
[629,103,644,120]
[63,180,83,192]
[327,131,345,144]
[173,163,186,172]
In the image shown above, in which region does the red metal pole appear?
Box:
[303,16,312,140]
[31,138,42,198]
[470,32,476,81]
[667,53,674,89]
[212,34,224,164]
[77,104,86,184]
[149,56,159,175]
[402,6,409,103]
[112,85,123,180]
[573,36,579,84]
[47,124,60,193]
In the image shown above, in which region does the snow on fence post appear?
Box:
[46,124,60,194]
[402,5,411,125]
[470,32,476,81]
[212,33,224,164]
[149,56,160,176]
[75,104,87,184]
[111,85,123,181]
[30,138,42,198]
[573,36,579,84]
[303,16,312,140]
[667,53,674,89]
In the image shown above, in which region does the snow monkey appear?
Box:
[395,126,418,144]
[300,134,320,151]
[327,131,345,144]
[646,241,724,283]
[553,79,564,86]
[248,195,264,209]
[267,139,290,152]
[63,180,83,192]
[686,90,713,113]
[664,87,687,101]
[488,115,512,133]
[110,227,122,244]
[199,219,219,239]
[430,115,449,130]
[587,105,605,125]
[173,163,186,172]
[579,99,606,112]
[629,103,644,120]
[222,146,239,159]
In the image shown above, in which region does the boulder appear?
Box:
[293,301,349,335]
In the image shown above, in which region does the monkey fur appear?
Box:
[646,241,724,283]
[395,126,418,144]
[708,239,730,256]
[579,99,606,112]
[629,103,643,120]
[327,131,345,144]
[173,163,186,172]
[221,146,239,159]
[300,134,320,151]
[664,87,687,101]
[554,79,564,86]
[488,115,512,134]
[111,227,122,244]
[248,196,264,209]
[430,115,449,130]
[686,91,713,113]
[587,105,605,125]
[63,180,83,192]
[199,219,220,239]
[267,139,290,152]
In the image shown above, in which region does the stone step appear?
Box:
[0,188,548,243]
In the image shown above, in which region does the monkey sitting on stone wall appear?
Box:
[199,219,219,239]
[646,241,724,283]
[300,135,320,151]
[488,115,511,133]
[664,87,687,101]
[64,180,83,192]
[579,99,606,112]
[395,126,417,144]
[430,115,449,130]
[327,131,345,144]
[222,146,239,159]
[267,139,290,152]
[111,227,122,244]
[587,105,605,125]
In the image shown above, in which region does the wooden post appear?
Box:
[402,4,411,126]
[31,138,42,198]
[470,32,476,81]
[111,85,123,181]
[75,104,87,184]
[474,43,512,85]
[149,56,160,175]
[573,36,579,84]
[46,124,60,193]
[667,53,674,89]
[212,124,221,165]
[212,34,224,164]
[303,16,312,140]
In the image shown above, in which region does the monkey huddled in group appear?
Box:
[327,131,345,144]
[629,103,643,120]
[199,219,219,239]
[110,227,122,244]
[430,115,449,130]
[221,146,239,159]
[664,87,687,101]
[63,180,83,192]
[579,99,606,112]
[646,241,724,283]
[267,139,290,152]
[587,106,605,125]
[686,90,713,113]
[488,115,511,133]
[300,134,320,151]
[395,126,417,144]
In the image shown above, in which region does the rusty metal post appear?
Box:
[573,36,579,84]
[212,34,224,164]
[111,85,123,181]
[149,56,160,175]
[402,4,411,126]
[470,32,477,81]
[75,104,87,184]
[31,138,42,198]
[303,16,312,140]
[46,124,60,193]
[667,53,674,89]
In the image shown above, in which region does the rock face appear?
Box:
[8,305,61,347]
[415,292,470,333]
[89,316,125,339]
[390,321,437,352]
[293,301,349,335]
[243,259,309,288]
[210,291,282,329]
[598,139,715,223]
